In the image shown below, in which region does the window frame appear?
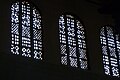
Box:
[10,0,43,60]
[58,13,89,69]
[100,25,120,77]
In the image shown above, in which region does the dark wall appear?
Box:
[0,0,119,80]
[1,53,120,80]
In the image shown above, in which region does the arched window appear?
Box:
[11,1,43,60]
[100,26,120,77]
[59,14,88,69]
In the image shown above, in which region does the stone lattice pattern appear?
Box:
[11,1,42,60]
[100,26,120,77]
[59,15,88,69]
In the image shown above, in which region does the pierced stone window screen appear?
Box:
[59,14,88,69]
[11,1,43,60]
[100,26,120,77]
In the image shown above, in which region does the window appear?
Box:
[100,26,120,77]
[59,14,88,69]
[11,1,43,60]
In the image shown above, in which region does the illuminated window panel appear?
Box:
[11,2,20,55]
[33,7,42,60]
[59,14,88,69]
[11,1,43,60]
[100,26,120,77]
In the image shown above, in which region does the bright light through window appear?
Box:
[100,26,120,77]
[11,1,43,60]
[59,14,88,69]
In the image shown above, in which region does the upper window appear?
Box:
[59,14,88,69]
[100,26,120,77]
[11,1,43,60]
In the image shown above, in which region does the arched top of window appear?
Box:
[59,14,88,69]
[100,26,114,36]
[11,1,43,60]
[100,25,120,77]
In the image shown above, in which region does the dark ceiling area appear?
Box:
[86,0,120,14]
[86,0,120,40]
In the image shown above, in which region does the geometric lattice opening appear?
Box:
[11,1,43,60]
[100,26,120,77]
[59,14,88,69]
